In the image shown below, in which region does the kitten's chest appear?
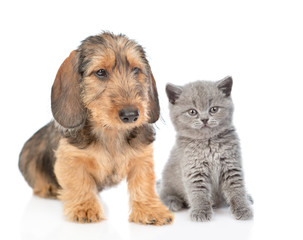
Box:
[185,139,222,174]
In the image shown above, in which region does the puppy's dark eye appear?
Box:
[188,109,198,116]
[95,69,107,78]
[210,107,219,114]
[132,67,141,74]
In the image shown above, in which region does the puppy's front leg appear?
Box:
[54,141,105,223]
[127,145,174,225]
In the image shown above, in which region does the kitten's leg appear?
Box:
[159,177,187,211]
[159,151,187,212]
[220,161,253,220]
[160,194,186,212]
[183,165,213,221]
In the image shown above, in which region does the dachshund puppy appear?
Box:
[19,32,174,225]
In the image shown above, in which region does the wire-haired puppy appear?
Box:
[19,32,174,225]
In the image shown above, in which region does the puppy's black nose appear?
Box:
[119,108,139,123]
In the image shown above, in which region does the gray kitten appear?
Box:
[159,76,253,221]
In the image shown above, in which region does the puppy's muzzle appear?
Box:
[119,108,139,123]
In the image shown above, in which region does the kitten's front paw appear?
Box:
[162,196,185,212]
[190,207,213,222]
[231,205,253,220]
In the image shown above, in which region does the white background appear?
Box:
[1,0,303,239]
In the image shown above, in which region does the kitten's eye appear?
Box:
[132,67,141,74]
[188,109,198,116]
[95,69,107,79]
[210,107,219,114]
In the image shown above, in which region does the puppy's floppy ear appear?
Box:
[51,50,87,130]
[147,68,160,123]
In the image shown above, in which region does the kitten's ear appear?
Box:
[166,83,183,104]
[217,76,233,97]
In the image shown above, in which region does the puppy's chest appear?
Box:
[94,149,128,189]
[56,138,137,190]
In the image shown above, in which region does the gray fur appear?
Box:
[160,76,253,221]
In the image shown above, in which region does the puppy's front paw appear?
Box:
[190,207,213,222]
[129,202,174,225]
[231,205,253,220]
[65,199,105,223]
[72,207,104,223]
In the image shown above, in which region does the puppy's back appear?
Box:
[19,122,61,198]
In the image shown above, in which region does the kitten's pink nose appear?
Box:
[202,119,209,124]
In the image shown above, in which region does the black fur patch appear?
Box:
[126,124,155,148]
[19,122,61,188]
[64,120,96,149]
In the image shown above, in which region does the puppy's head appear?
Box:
[51,32,159,133]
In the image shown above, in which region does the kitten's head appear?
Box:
[166,76,234,139]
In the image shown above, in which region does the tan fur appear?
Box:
[19,33,170,225]
[54,130,174,224]
[127,145,174,225]
[33,171,59,199]
[48,33,173,224]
